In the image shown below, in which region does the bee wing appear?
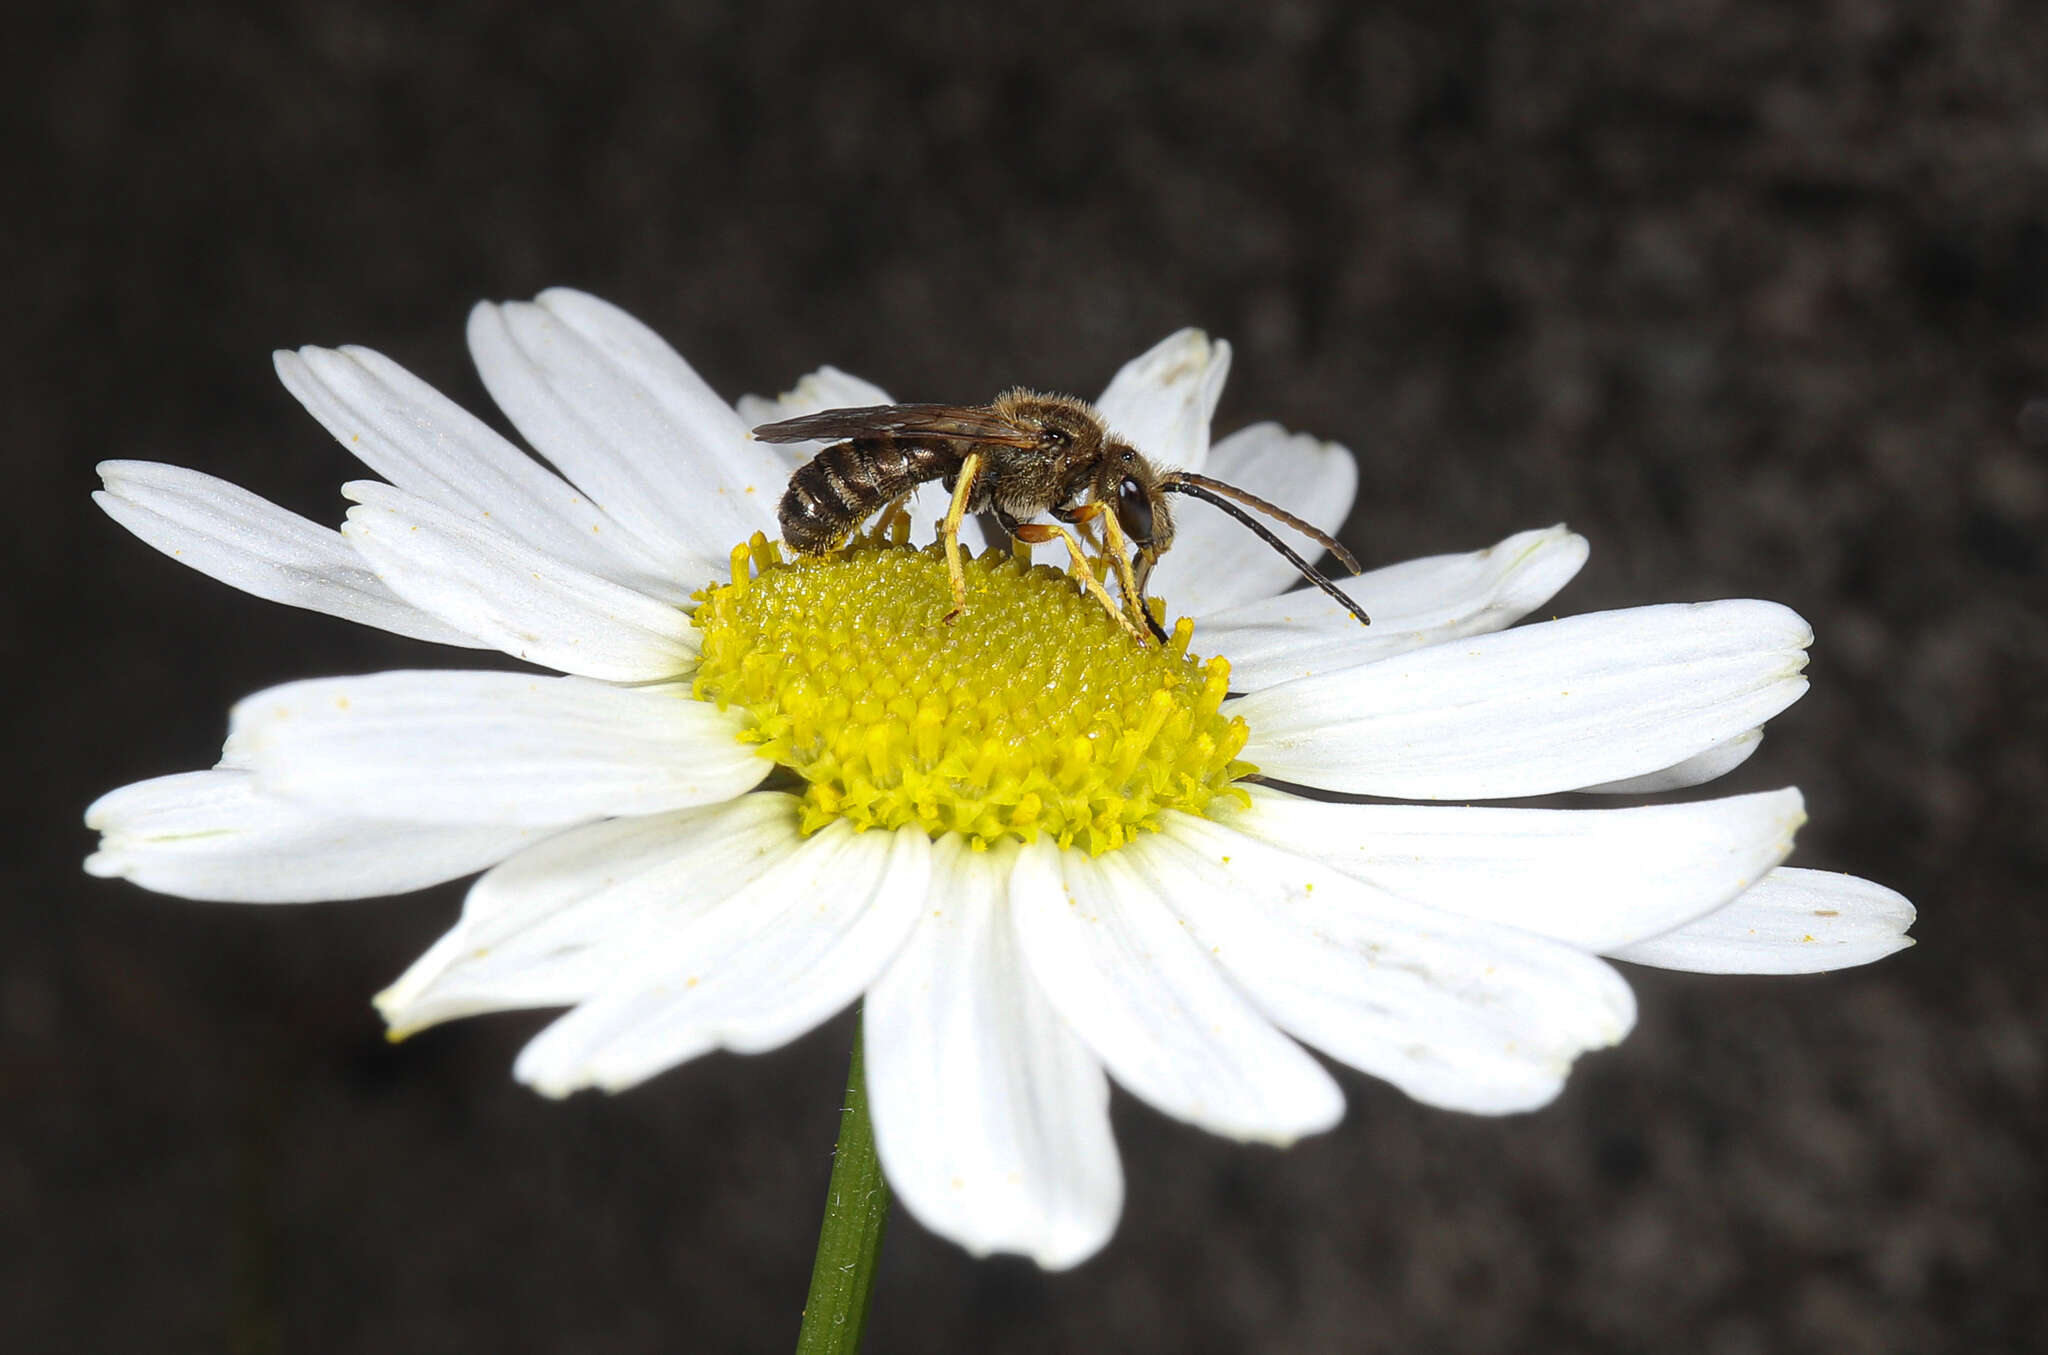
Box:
[750,403,1039,447]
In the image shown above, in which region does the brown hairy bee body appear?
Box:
[753,389,1369,642]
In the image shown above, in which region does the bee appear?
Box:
[752,390,1370,643]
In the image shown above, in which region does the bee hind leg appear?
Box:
[872,493,914,545]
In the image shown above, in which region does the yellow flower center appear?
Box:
[691,533,1254,853]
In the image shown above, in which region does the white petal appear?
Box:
[1094,329,1231,474]
[1608,868,1917,974]
[866,838,1121,1269]
[1216,784,1806,952]
[227,670,766,827]
[1148,815,1637,1114]
[1153,423,1359,615]
[376,793,806,1034]
[1007,838,1344,1143]
[467,292,779,564]
[533,291,779,497]
[341,481,701,682]
[1576,728,1764,793]
[1235,600,1812,799]
[274,345,684,597]
[513,822,932,1095]
[1195,526,1590,690]
[84,769,533,903]
[94,461,480,647]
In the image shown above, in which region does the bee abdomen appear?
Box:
[779,440,943,554]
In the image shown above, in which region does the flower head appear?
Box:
[87,290,1915,1268]
[691,533,1250,848]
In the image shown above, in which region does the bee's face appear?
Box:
[1104,445,1170,552]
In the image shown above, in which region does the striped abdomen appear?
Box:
[779,439,958,553]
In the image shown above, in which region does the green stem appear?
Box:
[794,1019,890,1355]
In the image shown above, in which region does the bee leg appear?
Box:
[1068,502,1151,635]
[1011,521,1146,642]
[941,452,983,623]
[992,507,1035,567]
[873,493,913,545]
[1052,501,1108,557]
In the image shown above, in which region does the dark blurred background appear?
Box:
[8,2,2045,1351]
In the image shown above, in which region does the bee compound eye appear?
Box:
[1115,475,1154,544]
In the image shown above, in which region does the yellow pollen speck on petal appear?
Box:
[691,534,1255,853]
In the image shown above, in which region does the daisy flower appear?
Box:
[87,289,1916,1269]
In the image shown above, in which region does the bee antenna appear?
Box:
[1162,472,1362,574]
[1163,479,1371,626]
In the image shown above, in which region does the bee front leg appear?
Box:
[1010,521,1146,642]
[1067,502,1151,636]
[941,452,983,623]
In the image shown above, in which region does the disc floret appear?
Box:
[691,534,1254,853]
